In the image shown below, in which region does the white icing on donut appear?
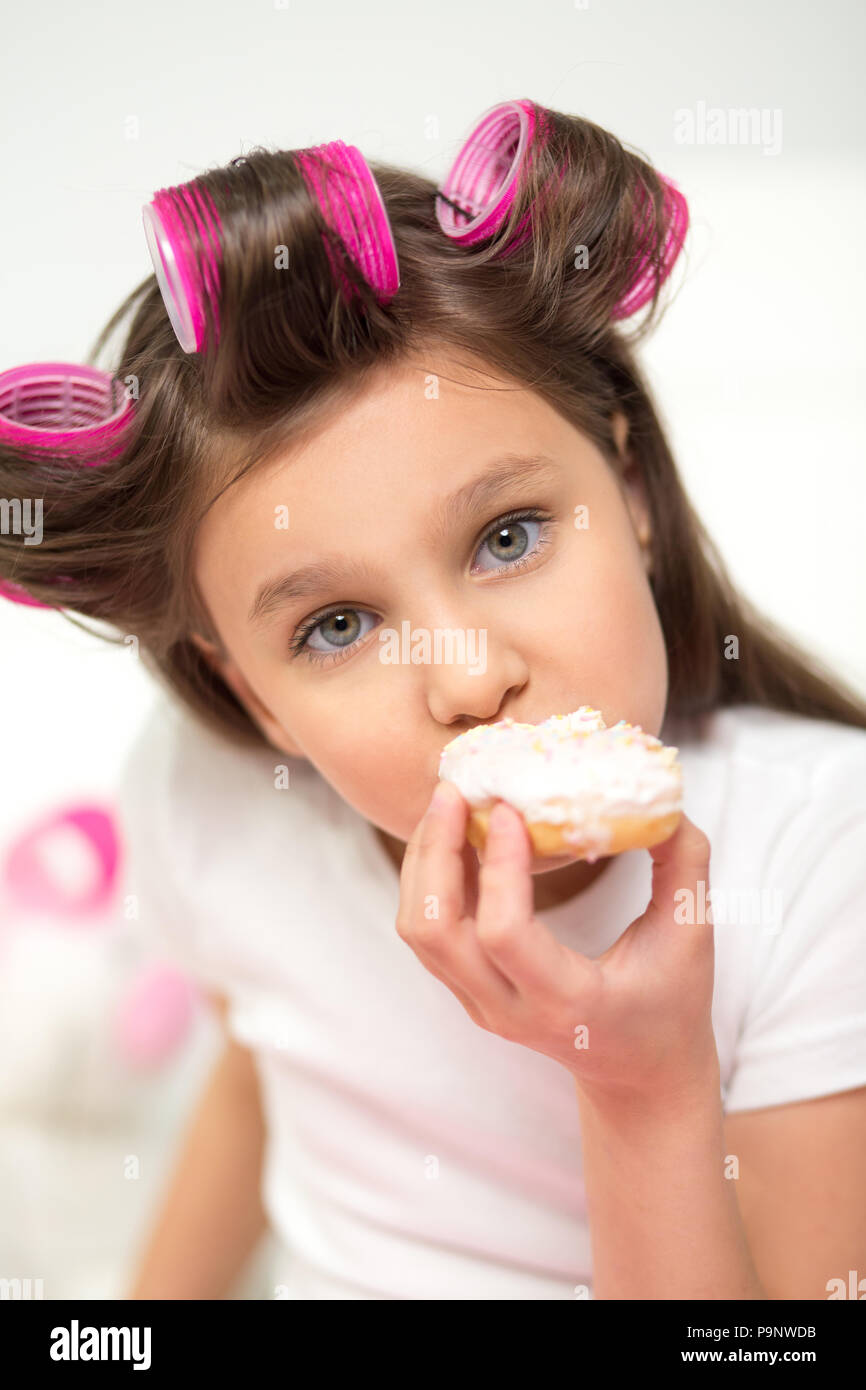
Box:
[437,705,682,832]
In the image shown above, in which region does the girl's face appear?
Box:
[192,348,668,885]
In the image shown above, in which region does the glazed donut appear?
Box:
[437,706,682,861]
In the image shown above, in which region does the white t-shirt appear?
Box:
[116,695,866,1300]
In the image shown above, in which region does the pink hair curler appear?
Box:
[0,362,134,608]
[1,803,119,920]
[436,98,688,317]
[611,174,689,320]
[142,140,401,355]
[436,98,548,255]
[142,182,223,354]
[0,362,133,456]
[294,140,401,305]
[113,963,198,1069]
[0,578,72,609]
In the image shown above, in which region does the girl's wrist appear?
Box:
[572,1035,722,1123]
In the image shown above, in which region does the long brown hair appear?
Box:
[2,103,865,747]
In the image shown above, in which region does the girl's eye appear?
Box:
[291,608,378,663]
[470,509,552,574]
[289,509,554,663]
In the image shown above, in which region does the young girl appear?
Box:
[2,99,865,1302]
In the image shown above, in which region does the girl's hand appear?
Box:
[395,780,719,1105]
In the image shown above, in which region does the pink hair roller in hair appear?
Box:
[142,141,400,355]
[435,98,548,255]
[0,362,134,608]
[436,98,688,318]
[610,175,689,320]
[0,362,132,456]
[142,181,223,354]
[294,140,401,305]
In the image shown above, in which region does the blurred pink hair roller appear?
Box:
[114,963,198,1069]
[2,804,119,919]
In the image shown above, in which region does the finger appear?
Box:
[397,797,428,899]
[396,787,444,936]
[415,779,471,923]
[475,800,583,997]
[398,789,481,921]
[460,840,481,920]
[400,781,516,1006]
[646,811,713,941]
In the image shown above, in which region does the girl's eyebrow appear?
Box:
[247,452,559,629]
[432,452,558,537]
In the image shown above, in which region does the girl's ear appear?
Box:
[190,632,306,759]
[611,411,653,570]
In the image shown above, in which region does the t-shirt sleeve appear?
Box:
[114,710,225,997]
[723,740,866,1112]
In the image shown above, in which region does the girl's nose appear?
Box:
[421,630,528,726]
